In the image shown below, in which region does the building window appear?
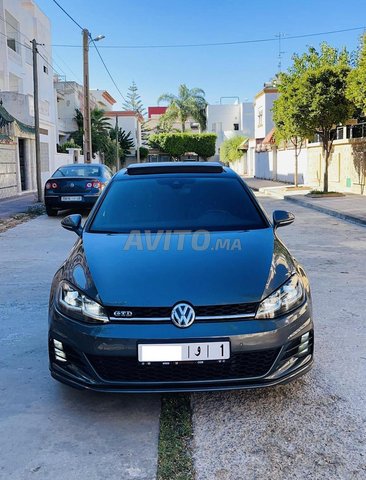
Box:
[5,11,20,53]
[257,107,263,127]
[234,123,239,131]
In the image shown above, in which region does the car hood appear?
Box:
[65,229,295,307]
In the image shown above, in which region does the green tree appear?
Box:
[157,104,181,133]
[122,81,146,116]
[158,84,207,132]
[122,81,151,146]
[275,44,355,192]
[220,136,246,164]
[110,127,135,160]
[71,108,112,159]
[273,79,307,187]
[347,34,366,113]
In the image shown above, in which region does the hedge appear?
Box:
[148,132,217,159]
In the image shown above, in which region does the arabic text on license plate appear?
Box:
[138,341,230,363]
[61,196,82,202]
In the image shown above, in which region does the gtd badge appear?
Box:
[113,310,133,318]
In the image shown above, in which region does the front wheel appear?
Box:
[46,206,58,217]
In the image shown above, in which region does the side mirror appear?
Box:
[61,214,83,236]
[273,210,295,229]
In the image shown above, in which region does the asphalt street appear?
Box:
[0,216,160,480]
[192,195,366,480]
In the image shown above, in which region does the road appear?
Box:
[192,195,366,480]
[0,216,160,480]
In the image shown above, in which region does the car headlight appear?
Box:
[57,281,109,323]
[256,274,304,319]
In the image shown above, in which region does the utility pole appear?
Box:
[83,28,92,163]
[115,115,119,172]
[31,39,42,203]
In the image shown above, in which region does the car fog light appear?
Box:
[298,333,310,356]
[53,339,67,363]
[53,339,63,349]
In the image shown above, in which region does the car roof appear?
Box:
[58,163,103,169]
[117,162,234,178]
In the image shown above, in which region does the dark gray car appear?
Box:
[48,162,313,392]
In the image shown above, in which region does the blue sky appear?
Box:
[37,0,365,110]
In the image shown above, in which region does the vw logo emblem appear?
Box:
[70,182,75,188]
[171,303,195,328]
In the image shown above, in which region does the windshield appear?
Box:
[53,166,101,177]
[89,175,267,233]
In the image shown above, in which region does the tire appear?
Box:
[46,206,58,217]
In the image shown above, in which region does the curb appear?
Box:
[248,185,286,199]
[285,196,366,227]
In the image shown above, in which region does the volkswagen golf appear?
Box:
[48,162,314,392]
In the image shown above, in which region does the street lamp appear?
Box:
[82,30,105,163]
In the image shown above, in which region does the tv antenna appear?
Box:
[275,32,286,72]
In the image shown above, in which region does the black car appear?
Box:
[48,162,314,393]
[44,163,113,216]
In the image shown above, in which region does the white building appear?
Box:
[104,110,143,163]
[90,89,116,111]
[0,0,58,196]
[247,84,279,177]
[254,84,278,140]
[54,80,116,145]
[206,102,254,161]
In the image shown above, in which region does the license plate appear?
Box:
[138,341,230,363]
[61,196,82,202]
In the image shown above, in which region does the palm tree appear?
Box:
[158,84,207,131]
[72,108,111,156]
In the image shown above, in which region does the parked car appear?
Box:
[44,163,113,216]
[48,162,313,393]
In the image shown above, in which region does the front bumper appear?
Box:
[48,303,314,393]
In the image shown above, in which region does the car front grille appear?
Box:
[106,302,258,322]
[87,348,280,383]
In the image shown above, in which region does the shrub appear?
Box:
[220,136,246,163]
[139,146,149,160]
[148,132,216,160]
[58,140,81,153]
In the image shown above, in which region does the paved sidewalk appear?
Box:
[0,192,37,219]
[243,176,366,227]
[285,194,366,226]
[242,177,288,191]
[192,197,366,480]
[0,216,160,480]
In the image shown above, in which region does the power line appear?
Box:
[0,13,32,48]
[51,0,83,31]
[0,29,31,49]
[50,25,366,50]
[50,0,126,103]
[0,12,82,88]
[90,36,128,103]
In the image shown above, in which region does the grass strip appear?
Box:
[157,394,194,480]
